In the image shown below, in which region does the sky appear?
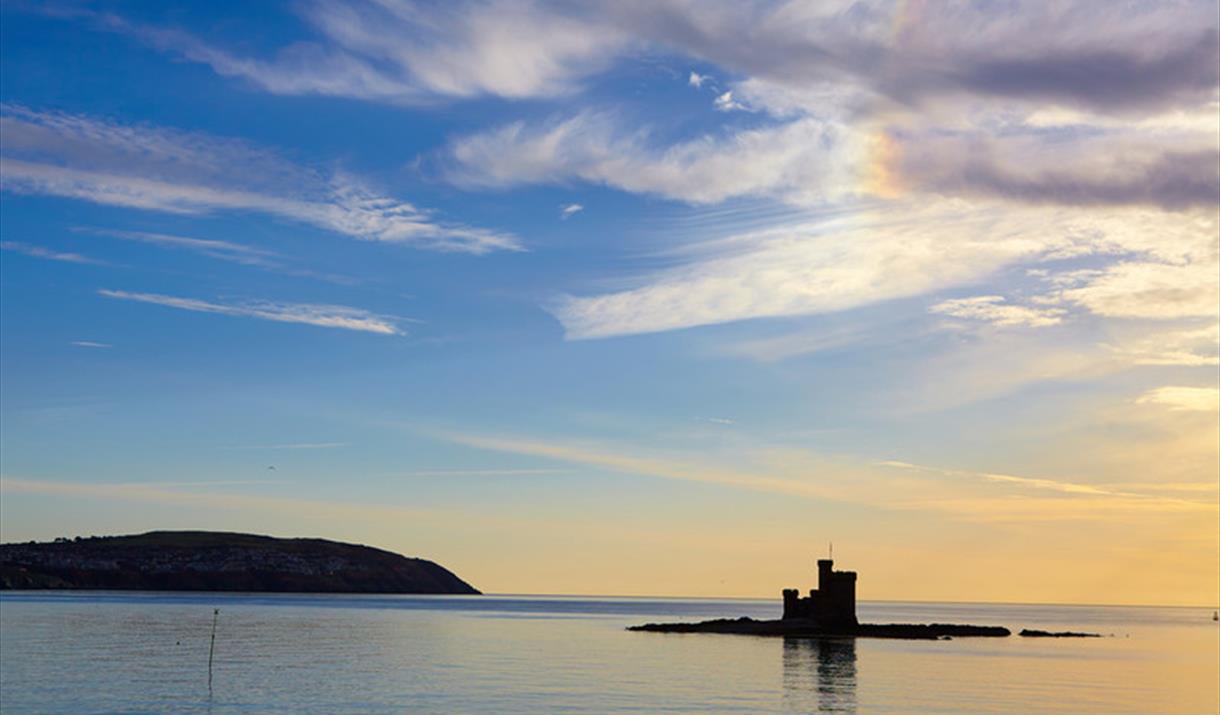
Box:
[1,1,1217,607]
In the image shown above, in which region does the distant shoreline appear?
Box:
[1,531,480,595]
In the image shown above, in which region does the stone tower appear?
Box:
[781,558,858,627]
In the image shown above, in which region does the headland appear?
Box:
[0,531,480,594]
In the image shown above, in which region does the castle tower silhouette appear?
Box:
[781,558,858,627]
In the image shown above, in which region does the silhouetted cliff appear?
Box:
[0,531,480,594]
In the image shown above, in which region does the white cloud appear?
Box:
[424,3,1216,219]
[97,289,403,335]
[28,2,1214,394]
[435,428,1209,520]
[70,341,112,349]
[90,2,1213,221]
[1058,261,1220,319]
[1136,386,1220,412]
[876,325,1129,413]
[722,323,871,362]
[550,201,1059,339]
[1109,323,1220,367]
[559,203,584,219]
[930,295,1065,328]
[448,112,860,205]
[727,77,861,119]
[104,1,625,103]
[1,107,518,253]
[439,429,845,500]
[1,240,105,265]
[549,201,1217,340]
[77,229,343,285]
[713,91,746,112]
[103,1,1219,117]
[87,229,274,265]
[877,459,1156,500]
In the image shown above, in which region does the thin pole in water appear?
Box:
[207,608,219,692]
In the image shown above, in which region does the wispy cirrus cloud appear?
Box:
[435,428,1212,521]
[85,229,275,265]
[78,228,358,284]
[98,289,403,335]
[439,429,843,499]
[1055,261,1220,320]
[428,2,1218,216]
[876,459,1156,500]
[1,240,106,265]
[1106,323,1220,367]
[70,341,113,349]
[712,91,746,112]
[1136,386,1220,412]
[47,2,1218,222]
[0,106,518,254]
[551,201,1218,340]
[79,2,1219,115]
[931,296,1065,328]
[543,205,1018,339]
[447,112,858,206]
[92,1,625,103]
[721,322,872,363]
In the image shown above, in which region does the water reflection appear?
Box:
[782,637,857,713]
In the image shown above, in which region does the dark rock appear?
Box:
[1018,629,1101,638]
[0,531,479,594]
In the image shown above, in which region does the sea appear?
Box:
[0,592,1215,714]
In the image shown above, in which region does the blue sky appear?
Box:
[1,1,1218,605]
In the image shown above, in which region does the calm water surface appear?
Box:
[1,592,1216,714]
